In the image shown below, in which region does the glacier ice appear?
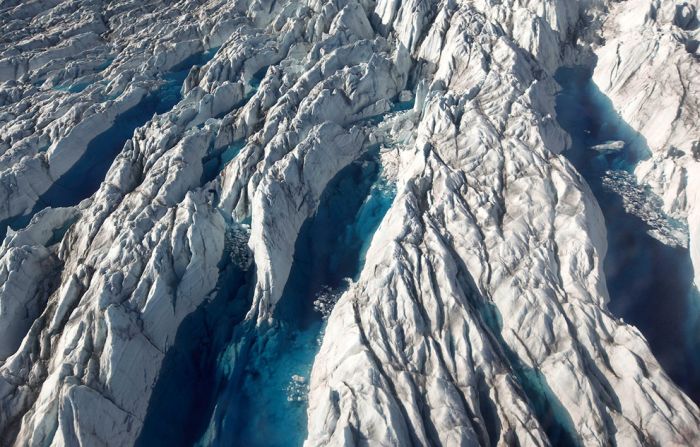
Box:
[0,0,698,446]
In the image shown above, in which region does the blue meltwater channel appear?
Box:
[138,147,396,447]
[199,148,396,447]
[1,48,219,236]
[555,66,700,404]
[40,48,219,207]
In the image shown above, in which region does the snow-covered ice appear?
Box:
[0,0,699,446]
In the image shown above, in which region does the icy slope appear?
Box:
[0,0,697,446]
[307,3,700,445]
[591,0,700,271]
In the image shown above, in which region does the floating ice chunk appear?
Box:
[398,90,414,102]
[602,169,690,247]
[591,140,625,153]
[287,374,309,403]
[313,285,344,320]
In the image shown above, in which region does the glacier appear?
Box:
[0,0,699,446]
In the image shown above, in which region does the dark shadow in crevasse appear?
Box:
[0,48,219,237]
[209,148,396,447]
[554,66,700,404]
[136,223,254,447]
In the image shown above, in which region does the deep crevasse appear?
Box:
[0,0,698,446]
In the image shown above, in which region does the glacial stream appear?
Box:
[137,146,396,447]
[41,48,220,207]
[137,223,255,447]
[555,67,700,403]
[202,148,394,447]
[1,48,219,236]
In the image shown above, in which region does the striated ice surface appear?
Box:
[590,0,700,290]
[0,0,698,446]
[556,64,700,409]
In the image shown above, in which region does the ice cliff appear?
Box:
[0,0,698,445]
